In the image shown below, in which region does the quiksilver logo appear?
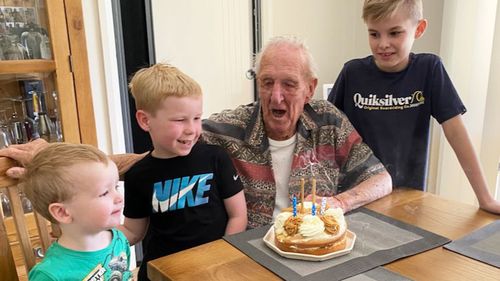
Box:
[353,91,424,110]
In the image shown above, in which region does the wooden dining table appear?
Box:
[147,188,500,281]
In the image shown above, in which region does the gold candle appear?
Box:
[311,177,316,208]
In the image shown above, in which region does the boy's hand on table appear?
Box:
[479,198,500,215]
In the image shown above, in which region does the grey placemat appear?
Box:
[344,267,412,281]
[223,208,450,281]
[444,220,500,268]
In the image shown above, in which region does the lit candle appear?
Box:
[300,178,305,214]
[292,194,297,217]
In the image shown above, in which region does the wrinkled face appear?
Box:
[64,161,122,233]
[140,96,202,158]
[257,45,316,140]
[366,11,425,72]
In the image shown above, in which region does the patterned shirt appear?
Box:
[202,99,386,228]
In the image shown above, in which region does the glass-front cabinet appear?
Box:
[0,0,96,147]
[1,1,96,279]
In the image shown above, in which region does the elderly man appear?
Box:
[202,36,391,227]
[0,36,392,229]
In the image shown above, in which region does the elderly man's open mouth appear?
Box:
[272,109,286,118]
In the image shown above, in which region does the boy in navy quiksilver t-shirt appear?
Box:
[328,0,500,213]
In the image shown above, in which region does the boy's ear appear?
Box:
[48,202,72,224]
[415,19,427,39]
[136,110,151,131]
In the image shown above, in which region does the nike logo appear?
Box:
[233,175,239,181]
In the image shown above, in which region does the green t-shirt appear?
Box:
[29,228,132,281]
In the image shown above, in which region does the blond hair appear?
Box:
[129,63,202,114]
[254,35,318,80]
[362,0,423,23]
[20,143,109,224]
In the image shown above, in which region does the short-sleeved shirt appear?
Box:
[328,53,466,189]
[28,229,132,281]
[123,143,243,267]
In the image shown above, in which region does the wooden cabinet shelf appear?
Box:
[0,60,56,76]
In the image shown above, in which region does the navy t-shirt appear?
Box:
[124,142,243,280]
[328,53,466,189]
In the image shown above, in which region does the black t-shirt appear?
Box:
[328,53,466,189]
[123,143,243,267]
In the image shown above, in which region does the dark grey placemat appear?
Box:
[223,208,450,281]
[344,267,413,281]
[444,220,500,268]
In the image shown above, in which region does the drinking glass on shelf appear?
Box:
[0,109,12,148]
[1,189,12,217]
[0,127,11,148]
[3,34,28,60]
[32,91,54,142]
[20,97,38,141]
[50,91,63,142]
[19,191,33,213]
[9,98,28,144]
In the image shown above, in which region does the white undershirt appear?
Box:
[268,135,297,220]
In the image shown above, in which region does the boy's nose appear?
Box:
[378,36,390,49]
[114,189,124,203]
[184,121,196,134]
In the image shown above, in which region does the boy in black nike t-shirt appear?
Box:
[119,63,247,281]
[328,0,500,214]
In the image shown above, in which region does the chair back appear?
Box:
[0,157,55,280]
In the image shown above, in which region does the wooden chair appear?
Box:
[0,157,57,281]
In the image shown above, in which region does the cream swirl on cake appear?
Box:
[274,211,292,236]
[299,215,325,237]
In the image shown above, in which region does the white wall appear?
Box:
[434,0,499,205]
[261,0,364,99]
[151,0,254,118]
[485,2,500,200]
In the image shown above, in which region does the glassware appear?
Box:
[3,34,28,60]
[21,26,43,59]
[0,129,10,148]
[9,98,28,144]
[19,191,33,213]
[0,189,12,217]
[40,33,52,59]
[0,109,12,148]
[32,91,54,142]
[50,91,63,142]
[20,96,38,141]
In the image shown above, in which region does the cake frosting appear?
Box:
[273,202,348,255]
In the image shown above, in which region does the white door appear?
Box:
[151,0,254,118]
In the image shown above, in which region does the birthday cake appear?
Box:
[273,202,347,255]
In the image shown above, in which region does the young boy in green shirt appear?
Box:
[21,143,133,280]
